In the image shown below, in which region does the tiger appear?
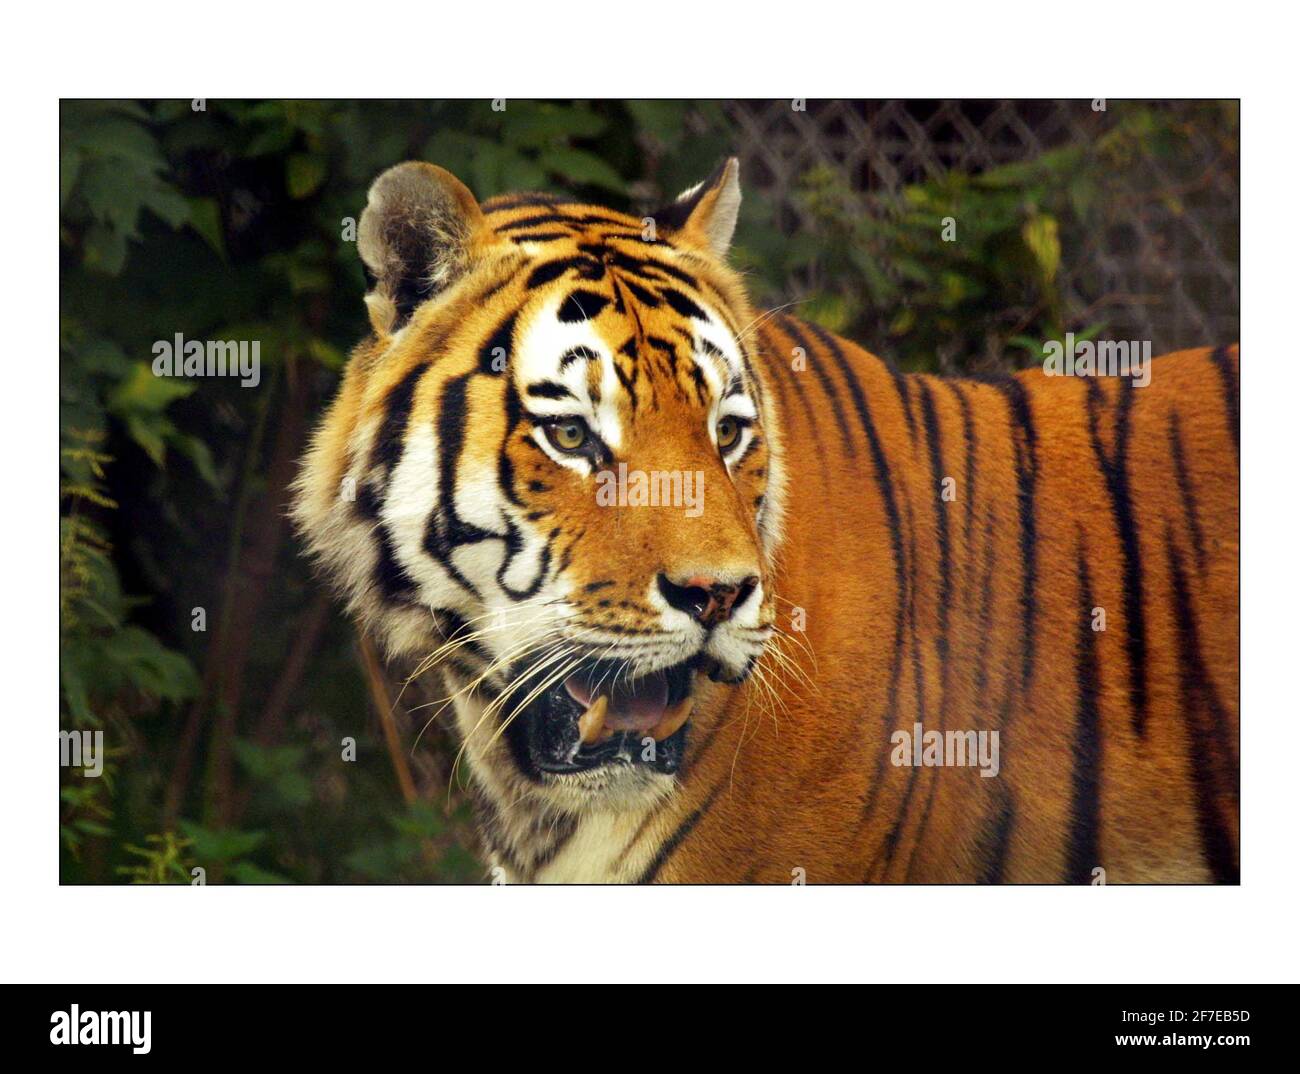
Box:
[292,158,1239,884]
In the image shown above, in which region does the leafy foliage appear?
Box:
[791,103,1238,371]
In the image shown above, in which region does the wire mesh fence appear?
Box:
[717,99,1239,358]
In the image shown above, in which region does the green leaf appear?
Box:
[172,433,220,486]
[78,339,130,377]
[144,185,191,228]
[60,662,94,723]
[286,262,331,294]
[124,413,169,467]
[67,115,167,171]
[100,627,201,700]
[60,149,82,209]
[81,225,129,275]
[245,123,296,158]
[1021,213,1061,286]
[76,160,147,233]
[626,101,689,146]
[538,147,626,193]
[306,339,346,370]
[498,102,607,148]
[228,861,290,884]
[496,156,549,193]
[186,197,226,258]
[107,362,195,414]
[232,740,313,807]
[286,153,328,199]
[178,821,267,863]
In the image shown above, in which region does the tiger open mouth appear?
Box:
[503,657,705,778]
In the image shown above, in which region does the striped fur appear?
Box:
[294,160,1239,883]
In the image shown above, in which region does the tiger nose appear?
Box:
[657,573,758,627]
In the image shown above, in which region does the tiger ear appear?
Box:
[653,157,742,259]
[357,161,493,335]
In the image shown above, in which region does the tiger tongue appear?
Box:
[564,672,669,732]
[605,675,670,731]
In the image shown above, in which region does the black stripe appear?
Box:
[370,362,429,473]
[646,334,679,377]
[950,380,979,548]
[483,193,568,213]
[735,338,766,412]
[778,315,857,457]
[558,289,611,322]
[526,257,602,289]
[617,334,648,410]
[612,355,638,409]
[471,796,529,878]
[499,379,526,508]
[880,501,928,870]
[495,518,551,600]
[989,374,1040,693]
[497,377,551,599]
[1064,543,1103,884]
[558,346,599,371]
[357,362,431,602]
[421,317,518,595]
[900,378,956,875]
[796,321,911,828]
[637,783,724,884]
[479,314,516,376]
[509,231,572,244]
[596,247,700,290]
[621,278,662,307]
[526,259,572,289]
[525,381,577,401]
[530,814,579,871]
[477,274,513,304]
[423,373,495,595]
[433,610,495,665]
[917,379,952,657]
[661,288,707,321]
[976,787,1015,884]
[1166,527,1239,883]
[571,211,645,230]
[494,212,578,232]
[1208,344,1239,459]
[1168,410,1208,573]
[890,365,917,439]
[1085,378,1148,734]
[971,502,999,705]
[761,322,823,456]
[357,482,418,601]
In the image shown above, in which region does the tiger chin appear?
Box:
[294,158,1239,885]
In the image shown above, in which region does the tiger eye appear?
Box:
[716,417,742,451]
[548,420,588,452]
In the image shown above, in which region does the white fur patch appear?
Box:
[515,299,624,452]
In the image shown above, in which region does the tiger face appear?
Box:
[294,160,785,811]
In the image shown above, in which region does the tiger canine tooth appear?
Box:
[578,695,609,745]
[651,697,693,742]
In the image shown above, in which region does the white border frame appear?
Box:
[11,1,1295,983]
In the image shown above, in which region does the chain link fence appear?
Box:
[717,99,1239,357]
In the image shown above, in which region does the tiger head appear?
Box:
[293,159,785,811]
